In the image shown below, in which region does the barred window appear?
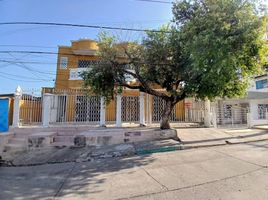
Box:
[60,57,68,69]
[78,60,100,68]
[224,105,232,119]
[258,104,268,119]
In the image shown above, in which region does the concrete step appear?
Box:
[9,138,27,144]
[57,131,81,136]
[29,132,57,137]
[253,125,268,131]
[54,136,74,143]
[51,142,74,147]
[4,143,27,152]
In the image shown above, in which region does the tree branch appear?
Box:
[120,48,171,100]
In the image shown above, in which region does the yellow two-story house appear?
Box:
[43,39,185,124]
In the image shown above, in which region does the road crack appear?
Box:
[115,167,266,200]
[53,162,77,198]
[140,167,169,191]
[214,149,267,168]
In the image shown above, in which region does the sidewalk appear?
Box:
[2,127,268,166]
[177,127,268,149]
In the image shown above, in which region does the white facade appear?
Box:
[248,98,268,127]
[248,74,268,92]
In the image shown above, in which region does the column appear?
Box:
[12,86,22,128]
[116,94,122,127]
[211,106,217,128]
[42,93,52,127]
[100,97,106,127]
[204,98,211,127]
[139,92,145,126]
[147,94,152,126]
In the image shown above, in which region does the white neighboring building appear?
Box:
[213,72,268,128]
[248,73,268,93]
[247,73,268,126]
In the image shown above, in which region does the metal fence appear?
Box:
[213,101,249,128]
[49,91,101,125]
[18,89,207,126]
[19,89,42,126]
[152,96,204,123]
[122,96,140,122]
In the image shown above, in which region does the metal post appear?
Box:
[147,94,152,126]
[100,97,106,127]
[12,86,22,128]
[139,92,146,126]
[116,94,122,127]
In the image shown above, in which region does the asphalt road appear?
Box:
[1,140,268,200]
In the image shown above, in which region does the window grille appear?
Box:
[78,60,100,68]
[223,104,232,119]
[60,57,68,69]
[258,104,268,119]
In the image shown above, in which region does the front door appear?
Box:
[0,98,9,132]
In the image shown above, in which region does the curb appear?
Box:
[136,138,268,155]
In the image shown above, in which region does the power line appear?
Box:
[0,71,53,81]
[0,51,173,67]
[0,45,57,49]
[0,59,58,65]
[7,52,52,79]
[0,74,52,82]
[0,22,172,33]
[0,58,58,76]
[0,50,60,56]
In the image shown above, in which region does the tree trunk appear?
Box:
[160,100,175,130]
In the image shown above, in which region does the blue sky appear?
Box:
[0,0,172,93]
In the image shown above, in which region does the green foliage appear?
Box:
[82,0,267,103]
[172,0,268,99]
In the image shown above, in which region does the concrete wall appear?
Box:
[0,133,14,154]
[249,99,268,126]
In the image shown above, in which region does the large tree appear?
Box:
[82,0,267,129]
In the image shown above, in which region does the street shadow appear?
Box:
[0,153,156,200]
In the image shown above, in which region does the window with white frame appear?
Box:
[258,104,268,119]
[60,57,68,69]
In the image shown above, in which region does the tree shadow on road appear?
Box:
[0,153,156,200]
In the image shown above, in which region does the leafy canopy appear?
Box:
[82,0,267,103]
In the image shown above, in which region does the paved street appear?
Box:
[1,140,268,200]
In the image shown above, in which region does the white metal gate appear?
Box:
[213,101,249,127]
[50,93,100,124]
[121,96,140,122]
[152,96,177,122]
[75,96,100,122]
[184,99,205,123]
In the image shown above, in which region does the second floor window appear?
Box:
[60,57,68,69]
[78,60,100,68]
[256,79,268,89]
